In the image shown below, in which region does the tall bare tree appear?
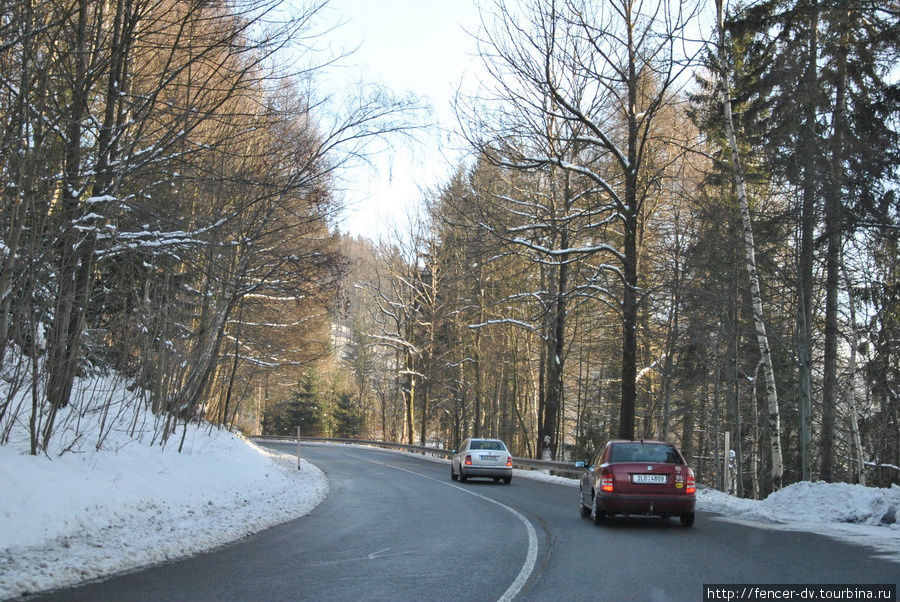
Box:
[462,0,702,445]
[714,0,784,489]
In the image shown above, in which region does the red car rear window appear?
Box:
[610,443,682,464]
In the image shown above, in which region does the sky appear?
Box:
[316,0,485,240]
[313,0,713,241]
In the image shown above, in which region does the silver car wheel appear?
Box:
[580,496,591,518]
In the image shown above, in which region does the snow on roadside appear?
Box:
[697,482,900,562]
[697,481,900,527]
[0,404,328,600]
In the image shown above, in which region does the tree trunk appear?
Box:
[731,300,744,498]
[820,12,850,484]
[0,0,35,361]
[405,349,415,446]
[713,319,724,490]
[842,258,866,485]
[751,360,763,500]
[797,0,819,482]
[541,229,569,459]
[716,0,784,490]
[419,378,429,447]
[618,3,640,441]
[43,0,92,449]
[662,263,680,440]
[474,285,484,438]
[618,165,639,440]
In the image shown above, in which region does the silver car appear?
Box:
[450,438,513,484]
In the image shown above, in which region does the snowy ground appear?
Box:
[1,424,897,600]
[695,481,900,562]
[0,400,328,600]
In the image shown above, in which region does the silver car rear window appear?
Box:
[469,440,506,451]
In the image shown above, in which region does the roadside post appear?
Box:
[723,431,730,493]
[297,426,301,471]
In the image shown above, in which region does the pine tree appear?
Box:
[737,0,895,483]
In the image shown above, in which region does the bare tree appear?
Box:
[0,0,420,452]
[461,0,702,446]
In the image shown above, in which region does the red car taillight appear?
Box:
[686,471,696,494]
[600,470,614,492]
[464,455,472,466]
[506,456,513,467]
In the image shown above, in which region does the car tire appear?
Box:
[503,476,511,484]
[680,512,695,527]
[459,469,468,483]
[591,495,606,525]
[451,465,458,481]
[580,500,591,518]
[493,477,500,483]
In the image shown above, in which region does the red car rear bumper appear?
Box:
[598,492,696,516]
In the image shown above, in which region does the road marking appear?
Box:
[306,548,415,567]
[361,457,539,602]
[367,547,391,559]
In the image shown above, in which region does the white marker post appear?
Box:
[296,426,301,471]
[723,431,730,493]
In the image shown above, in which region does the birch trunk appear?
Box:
[715,0,784,490]
[751,360,763,500]
[842,258,866,485]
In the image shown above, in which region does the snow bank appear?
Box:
[0,371,328,599]
[697,482,900,561]
[697,481,900,527]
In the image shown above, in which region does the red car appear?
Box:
[578,440,696,527]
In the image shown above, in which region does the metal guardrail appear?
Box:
[251,435,583,478]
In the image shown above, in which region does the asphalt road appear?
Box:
[31,443,898,601]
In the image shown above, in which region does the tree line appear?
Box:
[1,0,896,499]
[0,0,411,453]
[329,0,898,498]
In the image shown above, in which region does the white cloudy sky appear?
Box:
[309,0,717,240]
[316,0,486,240]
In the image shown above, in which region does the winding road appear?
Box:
[32,442,898,601]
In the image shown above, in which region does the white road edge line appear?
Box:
[362,458,538,602]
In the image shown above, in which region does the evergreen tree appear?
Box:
[264,370,327,437]
[725,0,898,482]
[333,392,364,438]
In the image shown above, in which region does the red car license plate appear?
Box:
[632,474,667,484]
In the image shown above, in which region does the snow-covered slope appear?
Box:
[0,393,327,599]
